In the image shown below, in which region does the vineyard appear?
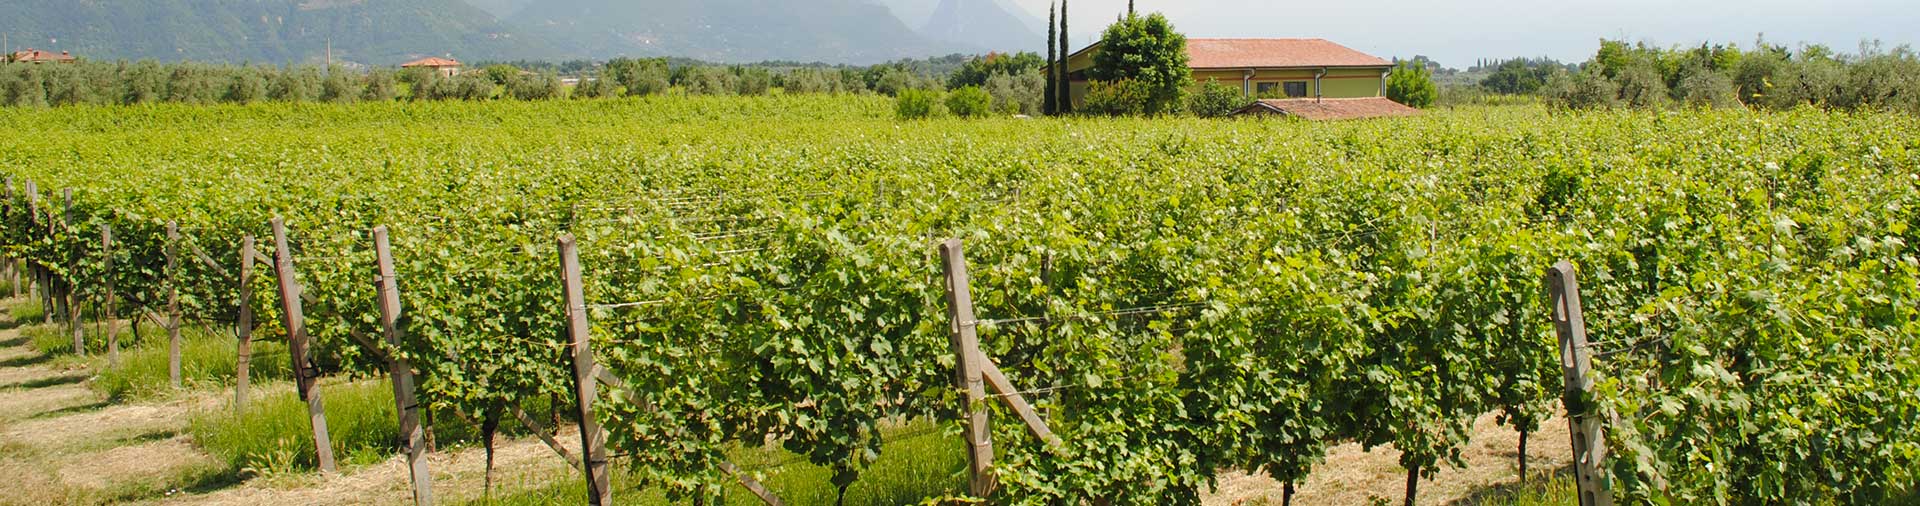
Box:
[1,95,1917,505]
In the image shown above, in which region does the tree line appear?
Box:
[1467,38,1920,113]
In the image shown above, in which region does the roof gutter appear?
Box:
[1314,68,1327,103]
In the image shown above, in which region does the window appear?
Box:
[1257,82,1278,95]
[1285,81,1309,98]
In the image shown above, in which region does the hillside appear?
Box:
[920,0,1043,53]
[0,0,554,65]
[511,0,966,64]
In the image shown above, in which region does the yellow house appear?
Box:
[1061,38,1393,106]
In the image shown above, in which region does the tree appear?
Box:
[225,65,268,104]
[320,66,361,103]
[894,88,941,119]
[1479,59,1559,95]
[1079,79,1151,116]
[1044,2,1058,115]
[1088,12,1190,115]
[1057,0,1071,114]
[945,86,993,117]
[984,70,1045,115]
[269,65,322,102]
[1672,61,1738,108]
[363,69,398,102]
[1544,66,1618,110]
[1387,61,1437,108]
[507,71,563,100]
[948,52,1044,89]
[1186,78,1249,117]
[572,76,618,99]
[1614,59,1669,109]
[606,58,670,97]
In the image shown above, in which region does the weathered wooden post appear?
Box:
[272,218,337,474]
[63,189,82,355]
[938,238,996,499]
[103,225,118,366]
[236,234,255,412]
[557,235,610,506]
[166,221,182,388]
[1548,261,1613,506]
[373,226,433,505]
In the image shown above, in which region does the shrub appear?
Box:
[1614,60,1669,109]
[605,58,670,97]
[983,70,1045,115]
[507,72,563,101]
[363,69,398,102]
[1080,79,1151,116]
[945,86,993,118]
[319,67,360,104]
[1187,78,1249,117]
[572,77,618,99]
[1672,62,1738,108]
[1545,67,1619,110]
[1387,61,1438,108]
[895,88,942,119]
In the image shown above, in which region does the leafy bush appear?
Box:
[362,69,398,102]
[944,86,992,118]
[895,88,942,119]
[1614,60,1669,109]
[983,70,1044,115]
[1080,79,1151,116]
[318,67,360,104]
[1387,62,1438,108]
[1187,78,1249,117]
[1672,62,1738,108]
[572,77,618,99]
[1544,67,1619,110]
[1089,13,1190,115]
[507,72,564,101]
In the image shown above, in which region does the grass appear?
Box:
[476,421,964,505]
[188,378,401,476]
[18,315,290,401]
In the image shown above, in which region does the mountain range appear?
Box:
[0,0,1047,65]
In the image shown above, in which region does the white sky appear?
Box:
[1005,0,1920,67]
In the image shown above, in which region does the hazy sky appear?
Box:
[1004,0,1920,67]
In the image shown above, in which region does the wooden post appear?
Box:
[1548,261,1613,506]
[103,225,118,366]
[373,226,433,506]
[272,218,337,474]
[62,189,81,355]
[938,238,995,499]
[558,235,611,506]
[166,221,182,388]
[236,235,255,412]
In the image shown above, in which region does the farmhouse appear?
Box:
[1231,97,1420,120]
[1060,38,1393,104]
[401,56,462,77]
[6,48,76,64]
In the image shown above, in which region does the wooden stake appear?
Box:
[64,189,81,356]
[166,221,182,388]
[237,235,254,412]
[558,234,610,506]
[272,218,337,474]
[938,238,995,499]
[1548,261,1614,506]
[373,226,433,506]
[103,225,117,366]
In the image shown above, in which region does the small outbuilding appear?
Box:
[401,56,463,77]
[6,48,76,64]
[1231,97,1421,121]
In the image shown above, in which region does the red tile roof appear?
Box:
[1186,39,1390,69]
[7,48,76,63]
[1233,98,1420,121]
[401,57,462,68]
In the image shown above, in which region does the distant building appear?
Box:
[1059,38,1394,105]
[401,57,462,77]
[6,48,76,64]
[1231,97,1420,121]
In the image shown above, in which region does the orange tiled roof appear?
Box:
[1233,98,1420,121]
[401,57,462,68]
[1186,39,1390,69]
[8,48,76,63]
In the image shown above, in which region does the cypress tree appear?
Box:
[1129,0,1135,16]
[1058,0,1071,113]
[1044,2,1057,115]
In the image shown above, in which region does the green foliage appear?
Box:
[1079,79,1151,116]
[1388,62,1439,108]
[894,88,942,119]
[506,71,563,101]
[1089,12,1190,115]
[362,69,398,102]
[1544,67,1618,109]
[606,58,671,97]
[92,324,292,401]
[1186,78,1250,118]
[944,86,992,118]
[189,379,399,473]
[982,70,1044,115]
[268,65,321,102]
[571,76,619,99]
[947,52,1046,89]
[319,67,361,104]
[1480,58,1563,95]
[3,98,1918,506]
[482,64,520,86]
[1613,59,1669,109]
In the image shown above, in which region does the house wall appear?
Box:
[1059,47,1388,107]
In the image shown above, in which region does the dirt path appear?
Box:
[1201,411,1572,506]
